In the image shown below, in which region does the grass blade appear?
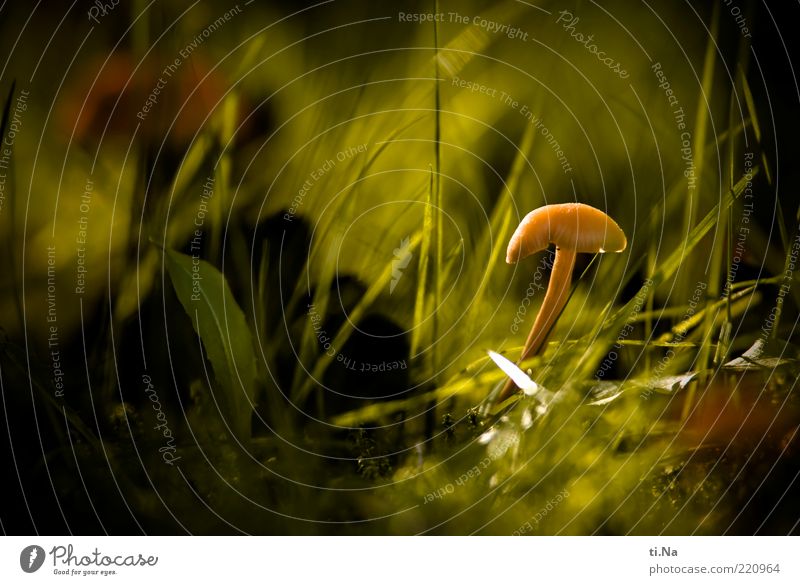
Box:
[575,167,759,383]
[411,169,435,357]
[164,248,257,440]
[294,231,424,405]
[469,122,536,327]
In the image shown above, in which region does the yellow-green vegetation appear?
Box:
[1,0,798,535]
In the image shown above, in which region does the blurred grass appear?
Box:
[2,0,799,535]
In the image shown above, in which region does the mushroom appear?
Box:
[498,203,627,401]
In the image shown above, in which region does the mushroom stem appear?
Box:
[520,247,576,360]
[498,247,576,401]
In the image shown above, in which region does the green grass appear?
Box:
[3,0,799,535]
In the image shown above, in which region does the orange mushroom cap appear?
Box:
[506,203,627,263]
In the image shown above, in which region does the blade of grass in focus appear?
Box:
[574,167,759,385]
[678,2,718,298]
[682,4,723,417]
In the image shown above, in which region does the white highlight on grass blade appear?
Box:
[520,408,533,429]
[478,427,497,445]
[587,390,624,406]
[488,350,540,396]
